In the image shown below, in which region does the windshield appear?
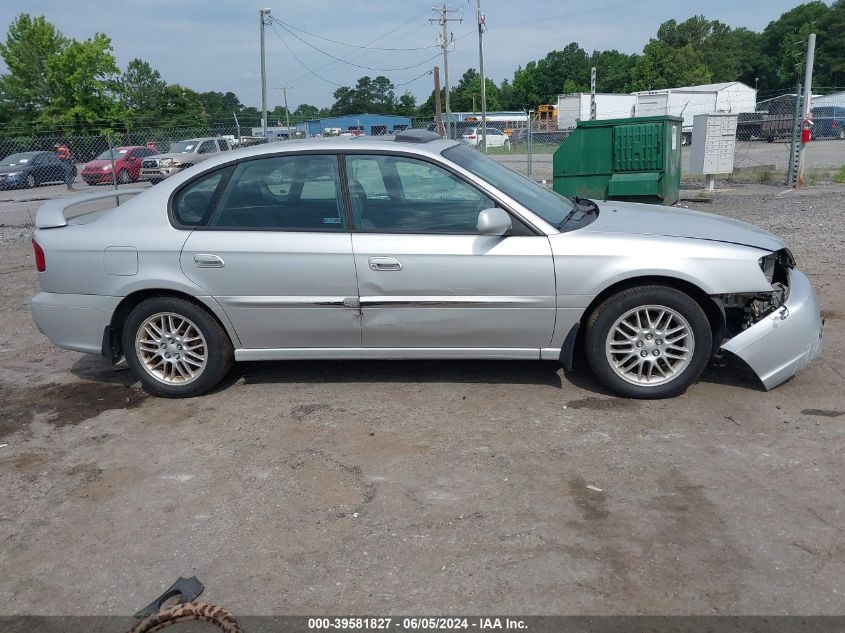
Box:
[1,153,36,166]
[95,148,129,160]
[443,144,575,227]
[169,141,198,154]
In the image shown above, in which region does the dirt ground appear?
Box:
[0,183,843,616]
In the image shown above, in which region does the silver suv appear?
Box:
[140,137,232,183]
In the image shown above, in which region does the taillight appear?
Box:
[32,239,46,272]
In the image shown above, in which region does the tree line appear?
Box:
[0,2,843,135]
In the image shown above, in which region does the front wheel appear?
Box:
[584,286,712,399]
[117,169,130,184]
[25,174,35,189]
[122,296,234,398]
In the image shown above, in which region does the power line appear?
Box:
[272,18,442,73]
[270,24,344,87]
[282,9,434,87]
[395,68,434,87]
[273,18,438,51]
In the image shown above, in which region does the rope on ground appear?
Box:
[128,602,244,633]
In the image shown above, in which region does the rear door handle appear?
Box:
[193,253,225,268]
[369,256,402,271]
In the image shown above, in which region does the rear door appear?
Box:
[178,153,360,350]
[345,152,555,351]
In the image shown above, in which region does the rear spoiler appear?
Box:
[35,189,146,229]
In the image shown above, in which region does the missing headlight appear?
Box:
[759,248,795,284]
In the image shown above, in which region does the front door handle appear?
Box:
[193,253,225,268]
[369,256,402,272]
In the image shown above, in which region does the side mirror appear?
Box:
[477,208,512,236]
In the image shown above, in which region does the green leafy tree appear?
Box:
[293,103,320,118]
[0,14,67,118]
[117,58,166,114]
[42,33,119,125]
[371,75,396,112]
[590,50,638,93]
[330,85,355,115]
[154,84,205,127]
[397,92,416,116]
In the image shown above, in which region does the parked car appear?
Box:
[461,126,510,149]
[80,145,159,185]
[139,137,232,184]
[0,151,75,190]
[810,105,845,140]
[30,129,822,399]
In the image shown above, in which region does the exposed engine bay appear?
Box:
[716,248,795,338]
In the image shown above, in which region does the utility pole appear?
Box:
[590,67,597,120]
[233,110,241,145]
[433,66,444,136]
[282,86,292,134]
[259,8,272,139]
[431,5,461,139]
[477,0,487,151]
[796,32,816,188]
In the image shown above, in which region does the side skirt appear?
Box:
[235,348,547,361]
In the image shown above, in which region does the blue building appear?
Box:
[303,114,412,137]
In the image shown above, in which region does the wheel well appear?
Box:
[574,276,724,356]
[104,289,230,361]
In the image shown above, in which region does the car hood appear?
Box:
[0,165,29,174]
[83,159,118,170]
[581,200,785,251]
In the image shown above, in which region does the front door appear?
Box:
[178,153,360,350]
[344,153,556,351]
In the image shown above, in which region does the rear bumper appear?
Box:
[31,292,120,355]
[721,268,823,390]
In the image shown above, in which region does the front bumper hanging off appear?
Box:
[721,268,823,390]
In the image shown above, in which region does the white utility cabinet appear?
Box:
[690,113,738,187]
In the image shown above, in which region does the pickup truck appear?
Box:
[140,137,232,183]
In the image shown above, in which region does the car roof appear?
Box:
[197,136,462,166]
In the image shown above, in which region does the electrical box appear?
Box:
[690,113,738,175]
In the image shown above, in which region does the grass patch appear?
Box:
[835,165,845,184]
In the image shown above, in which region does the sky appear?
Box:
[0,0,811,111]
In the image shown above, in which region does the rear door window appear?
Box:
[208,154,346,231]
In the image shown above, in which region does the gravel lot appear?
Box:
[0,182,843,617]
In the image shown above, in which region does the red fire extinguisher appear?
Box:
[801,117,813,143]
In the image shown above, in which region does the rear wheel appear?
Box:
[584,285,712,399]
[122,297,233,398]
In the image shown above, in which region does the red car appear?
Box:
[81,145,159,185]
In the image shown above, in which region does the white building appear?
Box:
[633,82,757,141]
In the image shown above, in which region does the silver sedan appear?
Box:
[30,130,823,398]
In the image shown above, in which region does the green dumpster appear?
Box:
[552,115,682,205]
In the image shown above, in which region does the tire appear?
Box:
[25,174,35,189]
[583,285,712,399]
[122,296,233,398]
[839,128,844,140]
[117,169,130,184]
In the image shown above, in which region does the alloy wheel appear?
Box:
[605,305,694,386]
[135,312,208,385]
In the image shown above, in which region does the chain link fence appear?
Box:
[0,92,842,195]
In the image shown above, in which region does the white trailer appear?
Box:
[556,93,638,129]
[633,82,757,144]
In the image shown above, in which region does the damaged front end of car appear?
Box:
[714,248,823,389]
